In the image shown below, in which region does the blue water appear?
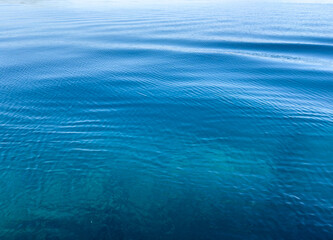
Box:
[1,0,333,239]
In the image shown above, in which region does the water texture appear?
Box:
[0,1,333,239]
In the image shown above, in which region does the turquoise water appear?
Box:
[1,0,333,239]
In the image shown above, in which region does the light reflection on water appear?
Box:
[0,1,333,239]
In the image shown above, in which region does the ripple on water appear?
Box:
[0,1,333,239]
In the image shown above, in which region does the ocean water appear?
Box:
[1,0,333,239]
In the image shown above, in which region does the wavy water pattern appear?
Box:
[0,1,333,239]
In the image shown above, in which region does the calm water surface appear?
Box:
[0,0,333,239]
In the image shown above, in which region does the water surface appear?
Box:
[0,0,333,239]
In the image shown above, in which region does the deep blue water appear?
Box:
[1,0,333,239]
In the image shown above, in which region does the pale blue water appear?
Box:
[1,0,333,239]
